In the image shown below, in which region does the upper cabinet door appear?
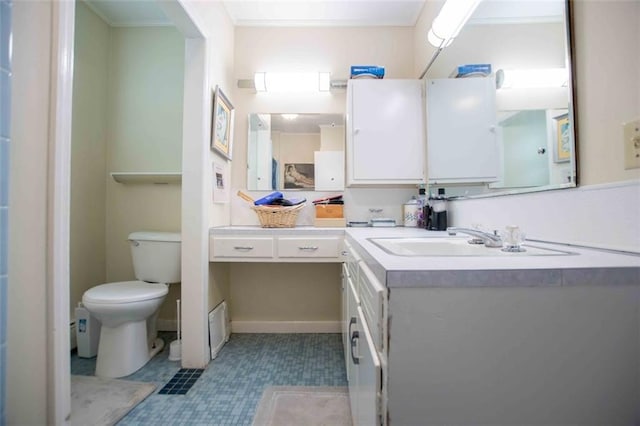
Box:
[347,80,425,186]
[315,150,345,191]
[426,77,499,184]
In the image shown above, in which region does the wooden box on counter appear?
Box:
[315,204,344,218]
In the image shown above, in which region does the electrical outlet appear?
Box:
[624,119,640,169]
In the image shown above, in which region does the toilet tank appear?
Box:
[129,231,181,283]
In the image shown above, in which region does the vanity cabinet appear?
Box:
[346,79,425,186]
[343,230,640,425]
[426,77,499,184]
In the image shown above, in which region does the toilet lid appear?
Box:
[83,281,168,304]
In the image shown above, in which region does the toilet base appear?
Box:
[95,320,163,378]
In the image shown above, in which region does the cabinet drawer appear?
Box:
[277,237,341,258]
[212,237,273,258]
[359,262,386,352]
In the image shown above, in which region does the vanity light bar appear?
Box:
[499,68,568,89]
[253,72,331,93]
[428,0,482,48]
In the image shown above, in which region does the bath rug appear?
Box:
[70,375,156,426]
[252,386,351,426]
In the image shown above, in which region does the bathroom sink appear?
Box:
[368,237,574,257]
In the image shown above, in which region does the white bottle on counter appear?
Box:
[403,196,421,227]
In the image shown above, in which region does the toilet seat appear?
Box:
[83,281,168,304]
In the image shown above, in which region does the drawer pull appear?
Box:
[349,317,360,365]
[298,246,319,251]
[233,246,254,251]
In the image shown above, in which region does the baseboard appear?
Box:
[157,319,177,331]
[231,321,341,333]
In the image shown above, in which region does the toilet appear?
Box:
[82,231,181,378]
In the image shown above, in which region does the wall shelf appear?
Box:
[110,172,182,184]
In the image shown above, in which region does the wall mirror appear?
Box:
[425,0,577,197]
[247,113,345,191]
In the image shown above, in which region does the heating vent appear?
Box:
[208,301,230,359]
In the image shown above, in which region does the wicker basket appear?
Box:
[251,203,305,228]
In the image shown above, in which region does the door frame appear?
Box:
[51,1,208,422]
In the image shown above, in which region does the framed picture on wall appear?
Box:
[283,163,315,189]
[212,161,229,203]
[211,86,235,160]
[553,113,570,163]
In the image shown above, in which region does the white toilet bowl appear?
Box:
[82,281,169,378]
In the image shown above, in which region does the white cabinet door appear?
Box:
[354,306,382,426]
[347,279,360,423]
[426,77,498,184]
[347,79,425,185]
[341,264,350,369]
[314,151,345,190]
[347,277,382,426]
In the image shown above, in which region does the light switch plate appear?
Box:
[623,119,640,169]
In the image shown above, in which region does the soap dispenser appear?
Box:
[428,189,448,231]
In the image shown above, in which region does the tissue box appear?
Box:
[350,65,385,79]
[315,204,344,218]
[450,64,492,78]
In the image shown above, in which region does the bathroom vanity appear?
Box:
[344,227,640,425]
[210,226,640,425]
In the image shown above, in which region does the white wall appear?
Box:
[228,26,417,326]
[71,20,185,326]
[7,1,53,422]
[70,0,109,321]
[572,0,640,185]
[105,26,184,324]
[173,0,235,367]
[232,26,416,189]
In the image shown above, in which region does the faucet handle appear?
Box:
[501,225,526,252]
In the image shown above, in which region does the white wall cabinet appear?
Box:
[314,151,345,191]
[346,79,425,186]
[426,77,499,184]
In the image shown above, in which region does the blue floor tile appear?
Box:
[71,333,346,425]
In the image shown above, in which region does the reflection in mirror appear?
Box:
[247,113,345,191]
[425,0,577,197]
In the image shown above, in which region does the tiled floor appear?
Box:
[71,332,347,425]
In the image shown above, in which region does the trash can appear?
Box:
[75,303,101,358]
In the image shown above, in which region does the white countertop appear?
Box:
[344,227,640,288]
[209,226,640,288]
[345,227,640,271]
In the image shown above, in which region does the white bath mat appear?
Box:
[252,386,352,426]
[70,375,156,426]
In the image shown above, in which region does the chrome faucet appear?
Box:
[446,227,503,248]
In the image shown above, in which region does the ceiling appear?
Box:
[84,0,428,27]
[223,1,427,27]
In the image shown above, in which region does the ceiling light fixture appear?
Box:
[254,72,331,93]
[428,0,482,48]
